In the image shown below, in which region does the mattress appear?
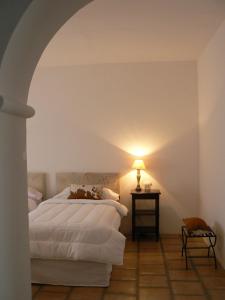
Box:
[29,198,128,265]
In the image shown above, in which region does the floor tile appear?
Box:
[139,275,168,287]
[139,264,166,275]
[201,276,225,289]
[139,242,161,251]
[161,234,180,239]
[163,245,181,252]
[196,265,225,276]
[139,288,171,300]
[171,281,204,295]
[209,289,225,300]
[139,254,164,264]
[69,287,103,300]
[32,284,40,296]
[103,294,136,300]
[114,261,137,270]
[31,235,225,300]
[191,258,215,266]
[122,252,138,268]
[125,240,138,252]
[124,252,138,261]
[188,249,208,256]
[169,270,198,281]
[139,248,162,254]
[187,241,206,247]
[41,285,71,293]
[111,268,136,280]
[106,280,136,294]
[174,296,207,300]
[167,259,192,270]
[34,291,67,300]
[161,239,182,246]
[164,252,182,260]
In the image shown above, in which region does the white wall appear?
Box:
[27,61,199,234]
[198,20,225,267]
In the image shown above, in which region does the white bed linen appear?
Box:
[29,198,128,265]
[31,259,112,286]
[28,198,38,212]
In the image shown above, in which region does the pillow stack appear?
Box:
[67,184,119,201]
[68,184,102,200]
[28,187,43,212]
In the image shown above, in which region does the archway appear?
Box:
[0,1,92,299]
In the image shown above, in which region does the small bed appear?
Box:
[29,172,127,287]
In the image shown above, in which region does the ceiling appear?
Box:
[38,0,225,67]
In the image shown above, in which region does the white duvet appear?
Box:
[29,198,128,265]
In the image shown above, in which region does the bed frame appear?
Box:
[30,172,120,287]
[56,172,120,194]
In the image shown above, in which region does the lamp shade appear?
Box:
[132,159,145,170]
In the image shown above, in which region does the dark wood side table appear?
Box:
[131,189,161,241]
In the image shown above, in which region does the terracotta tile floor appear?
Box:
[32,235,225,300]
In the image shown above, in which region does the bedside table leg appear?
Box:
[155,197,159,241]
[132,198,136,241]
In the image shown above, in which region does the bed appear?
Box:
[29,172,127,286]
[28,172,46,212]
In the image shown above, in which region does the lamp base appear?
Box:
[135,186,142,192]
[136,169,142,192]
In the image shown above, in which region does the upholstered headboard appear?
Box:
[28,172,46,198]
[56,172,120,194]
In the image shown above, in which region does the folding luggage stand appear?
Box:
[181,225,217,269]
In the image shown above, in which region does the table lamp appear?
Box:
[132,159,145,192]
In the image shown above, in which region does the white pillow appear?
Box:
[54,185,119,201]
[28,187,42,203]
[53,186,71,199]
[28,198,38,212]
[102,187,119,201]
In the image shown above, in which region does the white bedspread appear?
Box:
[29,198,128,265]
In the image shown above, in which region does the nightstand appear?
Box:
[131,189,161,241]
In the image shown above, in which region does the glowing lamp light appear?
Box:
[132,159,146,192]
[129,148,150,157]
[132,159,146,170]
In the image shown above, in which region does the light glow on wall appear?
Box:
[128,147,151,157]
[119,140,157,158]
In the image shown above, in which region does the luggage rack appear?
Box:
[181,225,217,269]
